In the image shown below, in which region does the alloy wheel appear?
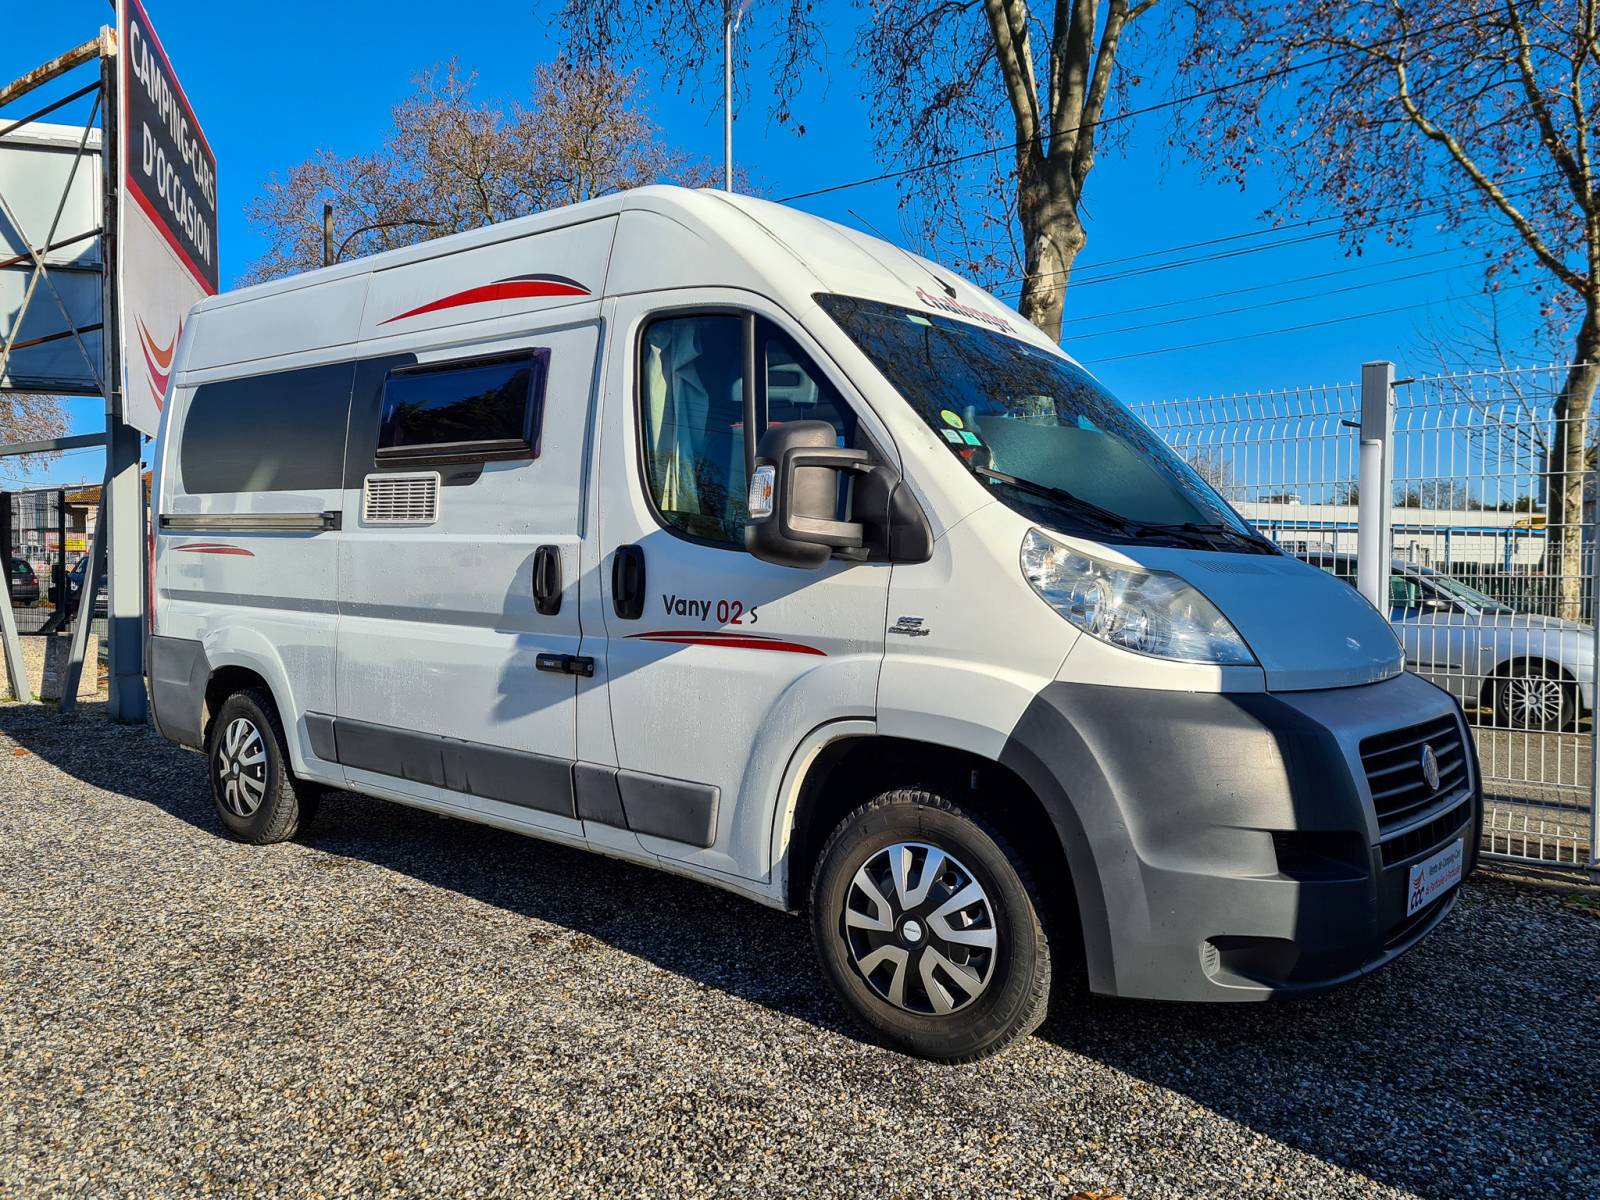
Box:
[1505,675,1566,728]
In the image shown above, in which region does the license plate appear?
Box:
[1407,838,1464,916]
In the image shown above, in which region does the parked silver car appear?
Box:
[1301,552,1594,730]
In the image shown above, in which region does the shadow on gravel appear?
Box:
[5,703,1593,1199]
[1034,879,1596,1199]
[0,703,854,1041]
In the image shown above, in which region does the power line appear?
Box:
[1039,170,1560,282]
[1084,278,1544,365]
[1063,246,1463,324]
[981,175,1559,295]
[1067,258,1493,341]
[776,17,1465,205]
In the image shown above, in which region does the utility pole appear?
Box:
[322,202,333,267]
[723,7,734,191]
[723,0,752,192]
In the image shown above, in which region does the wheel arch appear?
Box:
[196,632,308,770]
[776,732,1085,967]
[203,663,276,743]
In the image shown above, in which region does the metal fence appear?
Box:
[1135,363,1599,872]
[2,487,99,638]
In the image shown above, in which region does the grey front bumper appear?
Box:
[1000,671,1480,1002]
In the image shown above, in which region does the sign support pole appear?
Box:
[99,26,145,723]
[0,552,32,703]
[58,490,106,713]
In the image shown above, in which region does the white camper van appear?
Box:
[150,186,1480,1060]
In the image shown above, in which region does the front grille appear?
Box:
[1359,714,1469,836]
[1379,797,1471,868]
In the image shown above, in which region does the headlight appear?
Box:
[1020,528,1256,665]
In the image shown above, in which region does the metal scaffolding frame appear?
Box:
[0,27,139,719]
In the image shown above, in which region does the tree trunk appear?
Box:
[1015,178,1085,343]
[1549,308,1600,621]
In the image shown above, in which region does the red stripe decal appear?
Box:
[173,543,255,556]
[380,276,591,324]
[626,630,826,656]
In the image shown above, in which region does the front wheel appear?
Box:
[809,789,1053,1062]
[1493,663,1579,731]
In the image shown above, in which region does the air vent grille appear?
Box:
[362,472,440,525]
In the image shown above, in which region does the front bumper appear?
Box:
[1000,671,1481,1002]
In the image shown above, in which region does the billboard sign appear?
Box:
[0,124,104,395]
[117,0,217,436]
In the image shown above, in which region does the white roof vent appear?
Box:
[362,472,440,525]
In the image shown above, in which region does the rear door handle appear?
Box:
[536,653,595,677]
[612,544,645,620]
[533,544,562,615]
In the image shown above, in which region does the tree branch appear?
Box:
[981,0,1045,172]
[1392,53,1585,292]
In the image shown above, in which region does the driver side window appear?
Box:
[638,312,865,548]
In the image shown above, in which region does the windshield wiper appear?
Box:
[1134,521,1279,555]
[972,467,1140,535]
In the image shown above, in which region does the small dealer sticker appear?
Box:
[1406,838,1464,916]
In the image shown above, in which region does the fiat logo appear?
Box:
[1420,744,1441,791]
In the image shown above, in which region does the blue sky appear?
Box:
[2,0,1544,487]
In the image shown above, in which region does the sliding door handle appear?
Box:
[533,545,562,615]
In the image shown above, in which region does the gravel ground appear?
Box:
[1,704,1597,1200]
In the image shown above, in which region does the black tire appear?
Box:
[1492,661,1579,731]
[206,688,321,844]
[809,789,1053,1062]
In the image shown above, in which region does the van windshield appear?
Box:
[816,294,1273,553]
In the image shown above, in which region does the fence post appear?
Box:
[1590,523,1600,879]
[1357,361,1396,610]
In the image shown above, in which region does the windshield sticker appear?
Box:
[941,429,963,444]
[914,287,1014,333]
[940,409,965,429]
[959,431,982,446]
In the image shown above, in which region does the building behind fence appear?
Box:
[1135,364,1598,872]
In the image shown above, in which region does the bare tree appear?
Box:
[0,393,68,483]
[553,1,1159,341]
[245,58,717,282]
[1183,447,1236,497]
[1167,1,1600,617]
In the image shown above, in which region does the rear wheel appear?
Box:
[1492,662,1578,731]
[206,688,321,844]
[809,788,1053,1062]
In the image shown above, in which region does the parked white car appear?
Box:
[1301,552,1594,730]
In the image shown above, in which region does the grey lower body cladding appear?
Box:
[147,635,716,848]
[1001,670,1480,1003]
[310,714,720,848]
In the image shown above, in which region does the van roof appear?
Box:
[199,186,1051,352]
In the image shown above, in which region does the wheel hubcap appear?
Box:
[843,841,998,1016]
[215,716,269,817]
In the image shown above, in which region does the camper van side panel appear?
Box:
[155,291,363,774]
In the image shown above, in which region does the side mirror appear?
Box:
[745,420,869,569]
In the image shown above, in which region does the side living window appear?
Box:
[180,362,352,494]
[377,349,547,465]
[638,312,861,547]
